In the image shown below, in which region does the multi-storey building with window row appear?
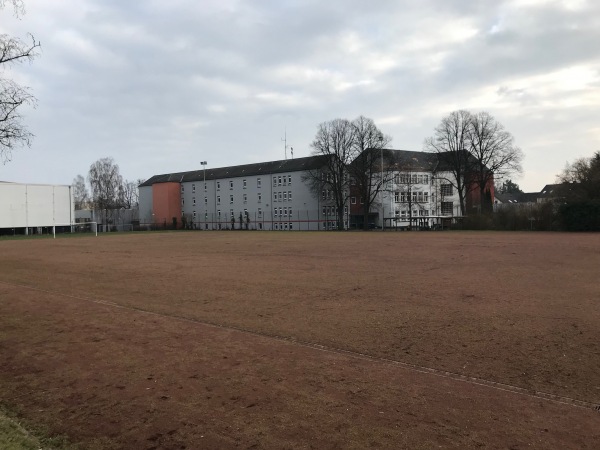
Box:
[140,150,491,231]
[139,155,347,231]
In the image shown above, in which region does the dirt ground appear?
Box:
[0,231,599,449]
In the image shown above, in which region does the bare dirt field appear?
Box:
[0,231,599,449]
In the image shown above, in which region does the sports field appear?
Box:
[0,231,599,449]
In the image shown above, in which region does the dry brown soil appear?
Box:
[0,231,599,449]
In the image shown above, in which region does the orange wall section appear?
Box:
[152,182,181,225]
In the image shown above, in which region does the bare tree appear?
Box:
[347,116,392,229]
[119,179,139,208]
[72,174,90,210]
[558,151,600,201]
[424,110,472,215]
[467,111,523,213]
[88,157,123,226]
[305,119,355,230]
[1,0,40,163]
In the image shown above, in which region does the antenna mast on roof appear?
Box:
[281,128,293,160]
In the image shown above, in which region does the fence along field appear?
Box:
[0,231,599,448]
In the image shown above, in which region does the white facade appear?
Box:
[0,182,74,230]
[380,171,461,228]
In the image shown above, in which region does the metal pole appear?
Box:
[381,148,384,231]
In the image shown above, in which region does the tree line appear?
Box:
[73,157,144,225]
[307,111,523,229]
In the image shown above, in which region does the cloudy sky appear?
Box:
[2,0,599,192]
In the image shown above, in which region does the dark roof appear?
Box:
[140,155,331,187]
[382,149,440,171]
[539,184,562,196]
[495,192,540,204]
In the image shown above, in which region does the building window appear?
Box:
[181,185,184,192]
[283,207,287,217]
[229,194,234,204]
[204,196,208,205]
[351,196,356,204]
[322,190,326,200]
[257,178,261,188]
[217,195,221,205]
[243,179,247,189]
[288,175,292,185]
[394,192,399,202]
[279,207,283,217]
[230,209,234,218]
[193,197,196,206]
[412,192,418,202]
[289,222,293,230]
[243,193,247,203]
[423,175,429,184]
[417,191,423,202]
[274,223,278,230]
[204,212,208,220]
[278,192,282,201]
[289,208,293,217]
[322,207,327,216]
[258,208,262,217]
[204,182,207,191]
[229,180,234,189]
[278,176,282,186]
[394,174,399,184]
[284,223,288,230]
[258,193,262,203]
[273,177,277,187]
[401,192,407,202]
[288,191,292,201]
[273,192,277,202]
[193,210,196,219]
[274,208,278,217]
[442,202,453,215]
[424,192,429,202]
[192,184,196,193]
[283,191,287,201]
[441,184,453,196]
[217,210,221,219]
[217,181,221,190]
[283,176,287,186]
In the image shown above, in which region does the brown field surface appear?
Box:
[0,231,599,449]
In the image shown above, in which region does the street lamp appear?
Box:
[200,161,207,187]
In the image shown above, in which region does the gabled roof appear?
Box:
[382,149,440,171]
[495,192,540,204]
[140,155,331,187]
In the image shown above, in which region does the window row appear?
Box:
[274,207,293,217]
[394,191,429,203]
[273,174,292,187]
[274,223,294,231]
[213,178,262,191]
[322,206,348,216]
[393,174,430,185]
[273,191,292,202]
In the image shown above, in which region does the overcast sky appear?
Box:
[2,0,599,192]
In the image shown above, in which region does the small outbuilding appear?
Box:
[0,181,74,235]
